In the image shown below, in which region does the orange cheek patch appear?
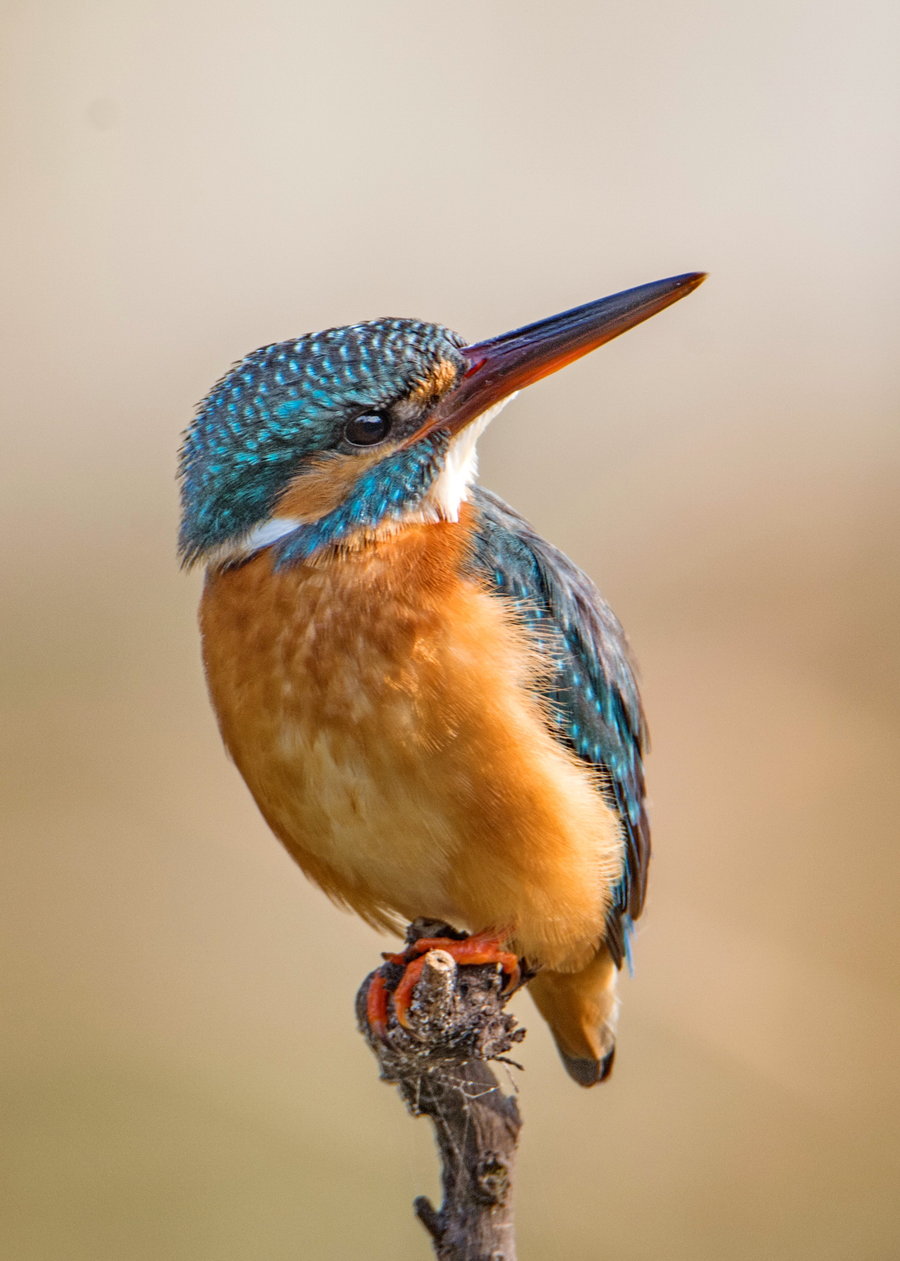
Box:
[274,448,392,522]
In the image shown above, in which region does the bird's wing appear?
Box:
[467,485,650,965]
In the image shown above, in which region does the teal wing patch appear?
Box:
[468,486,650,965]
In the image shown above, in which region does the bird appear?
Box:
[178,272,705,1086]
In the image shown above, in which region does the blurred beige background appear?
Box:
[2,1,898,1258]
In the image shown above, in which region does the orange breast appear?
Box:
[199,511,624,971]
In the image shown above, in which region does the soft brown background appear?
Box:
[3,2,898,1258]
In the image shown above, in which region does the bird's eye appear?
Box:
[343,412,392,447]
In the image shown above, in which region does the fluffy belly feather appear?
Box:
[200,518,624,970]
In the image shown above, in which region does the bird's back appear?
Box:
[468,485,650,964]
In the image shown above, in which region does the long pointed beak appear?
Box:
[421,271,706,439]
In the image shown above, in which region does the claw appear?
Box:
[409,932,521,993]
[392,953,431,1029]
[366,931,522,1037]
[391,931,522,1031]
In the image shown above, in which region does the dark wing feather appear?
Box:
[468,486,650,965]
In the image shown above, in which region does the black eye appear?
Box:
[343,412,391,446]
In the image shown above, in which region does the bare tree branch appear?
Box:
[356,920,526,1261]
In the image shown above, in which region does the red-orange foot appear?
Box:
[390,932,521,1031]
[365,971,391,1041]
[363,930,522,1042]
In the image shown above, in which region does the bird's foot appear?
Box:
[364,970,393,1041]
[364,927,522,1040]
[390,932,521,1030]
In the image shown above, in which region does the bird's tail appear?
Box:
[528,946,619,1087]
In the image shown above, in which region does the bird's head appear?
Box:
[178,273,704,567]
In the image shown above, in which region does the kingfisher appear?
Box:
[179,272,705,1086]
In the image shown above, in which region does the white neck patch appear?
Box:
[423,393,517,523]
[203,515,303,568]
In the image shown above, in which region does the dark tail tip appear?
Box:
[560,1043,616,1088]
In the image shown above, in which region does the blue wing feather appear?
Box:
[468,486,650,966]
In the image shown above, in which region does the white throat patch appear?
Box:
[424,393,517,522]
